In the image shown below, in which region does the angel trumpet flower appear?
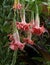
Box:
[23,31,34,45]
[13,0,22,10]
[8,26,25,50]
[31,12,46,35]
[16,9,30,31]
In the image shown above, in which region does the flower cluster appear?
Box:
[16,21,46,36]
[8,0,47,51]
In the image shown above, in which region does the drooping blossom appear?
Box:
[13,0,22,10]
[31,25,47,35]
[16,22,30,31]
[9,41,18,50]
[13,3,22,10]
[9,40,25,51]
[23,38,34,45]
[8,31,25,50]
[16,9,30,31]
[31,13,46,35]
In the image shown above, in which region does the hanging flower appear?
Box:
[31,25,46,35]
[8,32,25,51]
[16,9,30,31]
[30,11,46,35]
[13,3,22,10]
[13,0,22,10]
[9,41,18,50]
[23,38,34,45]
[16,3,22,10]
[9,40,25,51]
[16,22,30,31]
[31,27,42,35]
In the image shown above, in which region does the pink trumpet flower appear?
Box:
[23,38,34,45]
[9,40,25,51]
[16,10,30,31]
[16,22,30,31]
[16,3,22,10]
[13,0,22,10]
[31,13,46,35]
[8,32,25,51]
[9,41,18,50]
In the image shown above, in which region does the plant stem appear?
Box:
[10,50,17,65]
